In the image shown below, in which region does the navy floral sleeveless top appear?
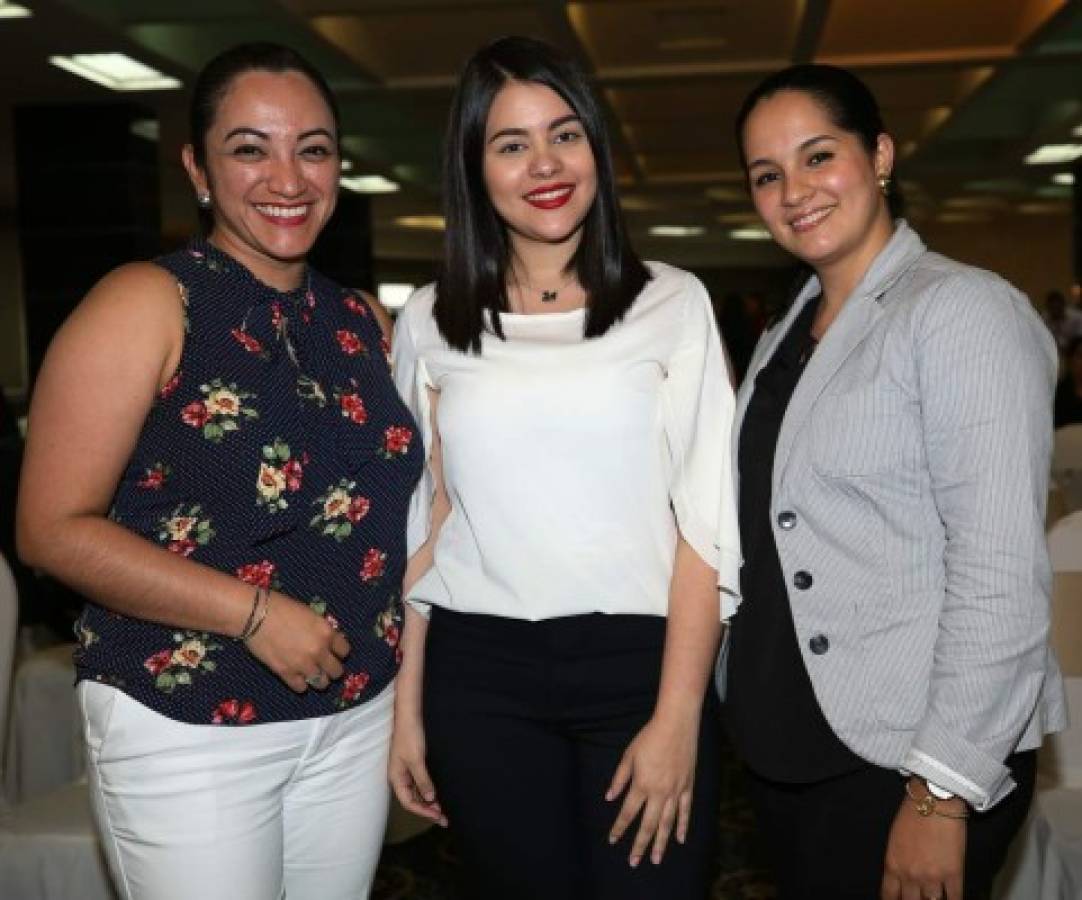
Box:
[74,239,422,725]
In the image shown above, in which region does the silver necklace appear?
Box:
[513,269,577,307]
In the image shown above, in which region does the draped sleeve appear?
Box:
[660,274,743,619]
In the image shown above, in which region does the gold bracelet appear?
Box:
[904,780,969,819]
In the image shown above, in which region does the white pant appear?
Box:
[78,679,394,900]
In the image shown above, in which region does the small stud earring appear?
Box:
[877,174,891,196]
[197,192,212,208]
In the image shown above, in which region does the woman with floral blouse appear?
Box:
[16,43,420,899]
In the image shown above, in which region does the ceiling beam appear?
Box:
[791,0,831,64]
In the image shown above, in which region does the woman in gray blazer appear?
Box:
[719,64,1066,900]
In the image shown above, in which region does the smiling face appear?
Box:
[742,89,894,289]
[481,80,597,259]
[182,69,339,289]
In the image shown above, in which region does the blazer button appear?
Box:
[809,634,830,655]
[793,570,813,590]
[777,511,797,530]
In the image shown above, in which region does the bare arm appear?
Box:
[390,388,452,823]
[607,537,721,866]
[17,263,349,692]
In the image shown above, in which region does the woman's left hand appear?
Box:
[881,782,966,900]
[606,711,699,867]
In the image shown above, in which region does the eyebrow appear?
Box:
[487,113,582,145]
[222,126,336,142]
[747,133,837,170]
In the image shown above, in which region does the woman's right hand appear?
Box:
[244,592,351,693]
[389,712,447,826]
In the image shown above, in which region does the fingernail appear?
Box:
[608,834,617,845]
[629,856,640,868]
[604,791,613,801]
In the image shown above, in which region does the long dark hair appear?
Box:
[734,63,903,218]
[435,35,650,353]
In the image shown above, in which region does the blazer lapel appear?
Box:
[771,221,928,487]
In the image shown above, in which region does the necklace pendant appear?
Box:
[540,289,558,303]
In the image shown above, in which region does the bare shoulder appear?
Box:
[76,261,185,332]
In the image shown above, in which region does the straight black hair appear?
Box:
[435,35,650,353]
[734,64,904,218]
[189,42,340,169]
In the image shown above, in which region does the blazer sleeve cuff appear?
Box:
[902,727,1015,812]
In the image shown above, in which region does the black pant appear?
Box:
[744,751,1036,900]
[423,608,721,900]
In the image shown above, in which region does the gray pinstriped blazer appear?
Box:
[716,221,1067,811]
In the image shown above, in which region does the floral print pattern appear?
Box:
[360,548,387,582]
[181,379,258,443]
[157,503,215,557]
[144,631,222,694]
[310,479,370,542]
[76,239,421,726]
[137,462,170,490]
[380,425,414,458]
[211,699,257,725]
[256,439,306,513]
[336,671,371,709]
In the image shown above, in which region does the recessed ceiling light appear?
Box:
[729,227,772,241]
[395,215,445,231]
[340,158,354,172]
[0,2,31,18]
[49,53,181,91]
[340,175,399,194]
[1073,125,1082,138]
[649,225,705,238]
[1053,172,1075,186]
[1023,144,1082,165]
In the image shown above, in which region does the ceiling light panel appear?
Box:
[49,53,180,91]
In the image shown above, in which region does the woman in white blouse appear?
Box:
[388,36,740,900]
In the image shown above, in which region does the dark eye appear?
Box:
[232,144,265,158]
[497,141,527,155]
[808,150,833,166]
[301,144,334,159]
[752,171,779,188]
[553,129,583,145]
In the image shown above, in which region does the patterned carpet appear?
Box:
[372,737,777,899]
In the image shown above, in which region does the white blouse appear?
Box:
[391,261,741,622]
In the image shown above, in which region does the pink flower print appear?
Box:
[168,538,197,557]
[340,672,370,705]
[282,459,304,492]
[360,548,386,582]
[339,392,367,425]
[270,302,283,329]
[343,295,369,316]
[137,463,169,490]
[212,699,257,725]
[346,496,370,523]
[231,328,263,354]
[382,426,413,456]
[181,400,209,428]
[236,560,276,589]
[144,649,173,676]
[159,372,181,400]
[336,329,365,356]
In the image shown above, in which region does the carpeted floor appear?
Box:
[372,736,777,899]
